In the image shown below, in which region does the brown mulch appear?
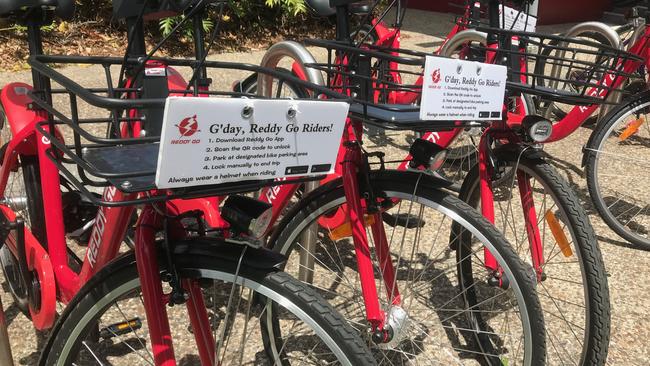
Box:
[0,18,335,72]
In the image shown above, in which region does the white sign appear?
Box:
[155,98,349,189]
[420,56,507,121]
[500,5,537,32]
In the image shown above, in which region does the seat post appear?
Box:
[335,5,351,42]
[192,8,209,89]
[125,16,147,58]
[26,19,51,99]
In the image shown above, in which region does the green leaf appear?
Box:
[202,18,214,33]
[159,17,176,37]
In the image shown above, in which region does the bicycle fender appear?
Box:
[95,238,286,283]
[582,89,650,167]
[268,169,454,248]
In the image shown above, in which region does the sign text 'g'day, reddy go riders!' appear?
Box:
[155,98,349,189]
[420,56,507,121]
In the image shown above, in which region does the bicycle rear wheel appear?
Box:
[41,246,375,365]
[534,31,615,121]
[585,90,650,248]
[234,67,308,98]
[269,170,546,365]
[459,149,610,366]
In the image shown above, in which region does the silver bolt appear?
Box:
[121,181,132,190]
[139,130,147,137]
[242,106,254,119]
[287,107,297,119]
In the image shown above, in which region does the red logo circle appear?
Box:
[431,69,441,84]
[176,115,199,137]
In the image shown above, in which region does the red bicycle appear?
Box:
[205,0,547,364]
[243,0,642,365]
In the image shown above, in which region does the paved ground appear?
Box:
[0,8,649,365]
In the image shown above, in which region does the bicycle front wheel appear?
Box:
[585,90,650,249]
[41,248,376,365]
[269,170,546,365]
[459,150,610,366]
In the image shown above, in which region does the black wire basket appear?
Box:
[469,27,646,105]
[302,38,490,131]
[27,54,355,206]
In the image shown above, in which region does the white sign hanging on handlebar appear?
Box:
[500,5,537,32]
[420,57,507,121]
[155,98,349,189]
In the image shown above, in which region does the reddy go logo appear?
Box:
[431,68,441,84]
[176,115,199,137]
[171,115,201,145]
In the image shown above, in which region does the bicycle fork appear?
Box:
[478,133,545,282]
[134,206,217,366]
[340,130,401,340]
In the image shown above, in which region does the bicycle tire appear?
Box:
[459,149,610,366]
[40,247,376,365]
[0,103,47,315]
[585,90,650,249]
[534,31,616,121]
[269,170,546,365]
[234,67,309,98]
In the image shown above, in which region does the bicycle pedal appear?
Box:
[99,318,142,339]
[382,212,425,229]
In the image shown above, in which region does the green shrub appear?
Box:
[159,0,308,39]
[264,0,307,16]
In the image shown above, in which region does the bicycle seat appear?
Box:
[305,0,370,17]
[0,0,74,19]
[350,3,371,15]
[305,0,336,16]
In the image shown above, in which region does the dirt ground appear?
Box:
[0,8,649,365]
